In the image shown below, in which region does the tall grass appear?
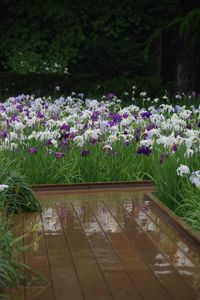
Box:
[0,165,42,293]
[0,214,45,292]
[1,142,199,207]
[175,180,200,231]
[0,161,41,213]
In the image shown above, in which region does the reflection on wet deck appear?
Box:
[8,190,200,300]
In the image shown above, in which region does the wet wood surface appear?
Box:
[7,189,200,300]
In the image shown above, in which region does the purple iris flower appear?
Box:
[90,138,97,145]
[37,112,44,119]
[174,105,181,113]
[172,144,177,152]
[83,124,88,130]
[26,112,30,118]
[47,139,52,145]
[59,140,70,150]
[29,147,37,154]
[137,146,151,156]
[82,149,89,157]
[135,127,141,134]
[0,105,6,112]
[91,111,100,121]
[60,132,70,139]
[51,115,58,121]
[69,132,76,139]
[112,113,122,123]
[16,105,23,112]
[108,121,115,127]
[0,130,8,138]
[146,124,157,131]
[141,111,151,119]
[60,124,70,131]
[10,115,19,122]
[123,113,129,119]
[15,95,25,102]
[135,127,141,142]
[55,152,65,159]
[186,124,192,129]
[106,93,115,101]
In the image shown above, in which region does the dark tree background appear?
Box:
[0,0,199,96]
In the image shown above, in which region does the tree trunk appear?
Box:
[161,29,177,85]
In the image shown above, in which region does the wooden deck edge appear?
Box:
[145,192,200,247]
[32,180,156,193]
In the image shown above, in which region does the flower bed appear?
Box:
[0,89,200,230]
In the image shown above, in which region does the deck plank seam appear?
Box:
[55,203,86,300]
[40,212,57,300]
[22,214,26,300]
[70,202,116,300]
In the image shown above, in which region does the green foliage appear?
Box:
[0,142,141,184]
[176,184,200,231]
[180,8,200,47]
[0,162,41,213]
[0,211,44,292]
[0,165,43,292]
[0,141,198,209]
[0,216,25,289]
[0,0,174,76]
[7,51,69,75]
[0,0,199,92]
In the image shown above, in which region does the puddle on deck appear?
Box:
[6,190,200,300]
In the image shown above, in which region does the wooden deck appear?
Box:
[7,184,200,300]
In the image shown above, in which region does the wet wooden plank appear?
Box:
[72,202,142,300]
[41,205,84,300]
[10,187,200,300]
[88,200,171,300]
[23,213,55,300]
[104,199,199,300]
[57,202,113,300]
